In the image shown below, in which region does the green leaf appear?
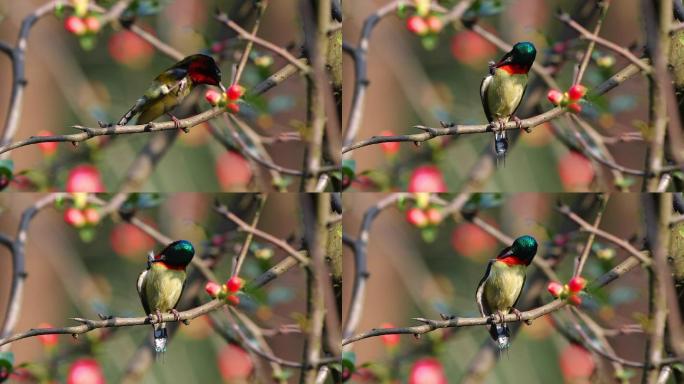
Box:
[421,35,438,50]
[342,351,356,373]
[0,160,13,191]
[421,226,437,243]
[78,227,96,243]
[614,368,636,380]
[342,159,356,179]
[272,369,293,380]
[79,35,97,51]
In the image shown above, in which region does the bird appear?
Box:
[137,239,195,353]
[480,42,537,166]
[475,235,538,349]
[117,54,226,131]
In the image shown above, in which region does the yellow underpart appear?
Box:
[484,260,525,313]
[486,69,527,121]
[144,264,186,312]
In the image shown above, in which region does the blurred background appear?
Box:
[342,0,650,192]
[0,0,313,191]
[0,193,314,382]
[342,193,652,382]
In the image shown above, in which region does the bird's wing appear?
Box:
[171,278,187,310]
[136,269,151,315]
[475,259,495,317]
[496,246,513,258]
[117,67,188,125]
[480,74,494,123]
[510,76,528,117]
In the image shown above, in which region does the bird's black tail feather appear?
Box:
[488,323,510,349]
[494,131,508,168]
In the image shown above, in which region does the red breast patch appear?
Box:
[498,64,529,75]
[498,256,527,266]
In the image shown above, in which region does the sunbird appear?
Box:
[475,235,537,349]
[137,240,195,353]
[118,54,225,130]
[480,42,537,165]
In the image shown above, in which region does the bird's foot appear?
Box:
[167,113,188,133]
[489,313,502,324]
[510,308,530,325]
[169,309,181,322]
[512,116,529,133]
[439,121,455,128]
[497,119,506,133]
[498,310,507,324]
[155,309,163,323]
[440,313,456,320]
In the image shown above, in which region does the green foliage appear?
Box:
[0,352,14,383]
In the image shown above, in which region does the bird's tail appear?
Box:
[118,97,146,125]
[494,131,508,167]
[488,323,510,349]
[153,323,168,353]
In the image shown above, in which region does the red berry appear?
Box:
[37,323,58,347]
[378,130,400,155]
[567,102,582,114]
[408,165,447,192]
[109,222,155,259]
[568,294,582,306]
[227,295,240,306]
[82,207,100,225]
[226,85,245,101]
[205,281,222,297]
[226,102,240,113]
[215,150,252,191]
[568,276,587,293]
[64,208,86,228]
[36,130,57,156]
[559,344,595,380]
[406,208,429,228]
[64,16,86,35]
[205,89,223,106]
[568,84,587,101]
[450,222,497,260]
[547,281,564,298]
[547,89,564,106]
[408,357,448,384]
[425,207,442,225]
[426,15,443,33]
[406,16,429,36]
[67,358,105,384]
[450,29,497,67]
[83,16,101,33]
[558,151,594,191]
[226,276,243,293]
[66,165,105,193]
[217,344,253,380]
[379,322,400,347]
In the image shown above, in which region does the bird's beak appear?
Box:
[495,55,513,67]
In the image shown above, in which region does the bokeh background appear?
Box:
[342,0,650,192]
[0,193,312,382]
[342,193,652,382]
[0,0,312,192]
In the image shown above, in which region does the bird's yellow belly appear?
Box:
[484,262,525,312]
[144,268,185,313]
[487,70,527,120]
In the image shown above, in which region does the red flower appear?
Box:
[205,89,223,106]
[226,276,243,293]
[406,16,429,36]
[227,295,240,306]
[108,29,154,68]
[205,282,222,297]
[426,16,443,33]
[226,102,240,114]
[568,294,582,306]
[83,208,100,225]
[64,16,86,35]
[547,281,564,298]
[64,208,86,228]
[567,102,582,114]
[406,208,428,228]
[568,276,587,293]
[408,166,447,192]
[226,85,245,101]
[67,358,105,384]
[83,16,101,33]
[568,84,587,101]
[425,208,442,225]
[66,165,105,193]
[547,89,564,106]
[408,357,448,384]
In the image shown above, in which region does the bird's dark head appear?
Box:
[182,54,223,87]
[496,42,536,73]
[155,240,195,268]
[510,235,538,264]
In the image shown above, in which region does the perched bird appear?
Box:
[118,54,225,130]
[480,42,537,165]
[475,235,538,349]
[137,240,195,353]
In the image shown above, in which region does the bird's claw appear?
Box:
[155,309,163,323]
[170,309,181,322]
[167,113,187,133]
[512,116,528,133]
